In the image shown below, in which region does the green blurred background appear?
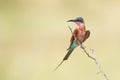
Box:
[0,0,120,80]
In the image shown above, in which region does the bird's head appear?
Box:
[67,17,84,23]
[67,17,85,27]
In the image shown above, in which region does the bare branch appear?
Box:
[81,46,109,80]
[68,26,109,80]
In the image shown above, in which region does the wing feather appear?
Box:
[83,30,90,42]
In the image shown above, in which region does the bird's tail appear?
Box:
[63,48,74,60]
[54,48,74,71]
[54,60,64,71]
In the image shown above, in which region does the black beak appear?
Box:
[67,19,75,22]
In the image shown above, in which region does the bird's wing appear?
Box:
[83,30,90,42]
[67,29,78,50]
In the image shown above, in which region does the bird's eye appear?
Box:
[76,19,80,22]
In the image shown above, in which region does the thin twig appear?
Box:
[82,47,109,80]
[68,26,109,80]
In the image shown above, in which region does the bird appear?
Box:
[54,17,90,71]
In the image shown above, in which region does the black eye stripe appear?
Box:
[76,20,80,21]
[75,19,83,22]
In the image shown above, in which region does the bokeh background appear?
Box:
[0,0,120,80]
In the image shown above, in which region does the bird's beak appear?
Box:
[67,19,75,22]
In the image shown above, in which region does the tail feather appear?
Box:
[63,48,74,60]
[54,48,74,71]
[54,42,76,71]
[54,60,64,71]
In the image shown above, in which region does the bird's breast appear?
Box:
[76,29,86,43]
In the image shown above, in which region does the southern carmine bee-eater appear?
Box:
[54,17,90,71]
